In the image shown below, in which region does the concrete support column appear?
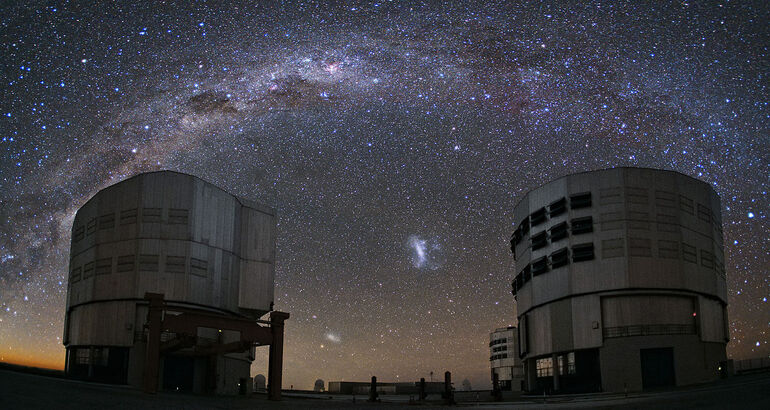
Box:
[552,354,560,392]
[525,359,536,392]
[268,311,290,401]
[143,293,164,394]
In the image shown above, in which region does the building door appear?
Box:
[640,347,675,389]
[163,356,195,392]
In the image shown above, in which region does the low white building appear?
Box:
[489,326,524,391]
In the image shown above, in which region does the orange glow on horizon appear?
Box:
[1,353,65,371]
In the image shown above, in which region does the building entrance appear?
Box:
[162,356,195,392]
[640,347,675,389]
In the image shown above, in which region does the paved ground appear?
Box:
[0,369,768,409]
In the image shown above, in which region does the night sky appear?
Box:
[1,1,768,389]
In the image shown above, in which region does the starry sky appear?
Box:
[0,1,768,389]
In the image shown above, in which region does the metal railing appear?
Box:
[603,323,696,339]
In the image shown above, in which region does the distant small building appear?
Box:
[489,326,524,391]
[254,374,266,392]
[314,379,325,392]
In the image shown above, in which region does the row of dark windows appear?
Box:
[72,208,190,242]
[513,239,725,295]
[489,337,508,347]
[68,254,208,283]
[512,189,721,254]
[490,353,509,361]
[523,217,593,253]
[491,345,508,353]
[512,192,592,244]
[603,323,696,339]
[512,243,595,295]
[511,187,722,260]
[535,353,576,378]
[74,347,109,366]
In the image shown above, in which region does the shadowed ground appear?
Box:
[0,368,768,409]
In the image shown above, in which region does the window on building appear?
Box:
[701,250,714,269]
[697,204,711,223]
[83,261,95,278]
[512,274,520,296]
[572,243,595,262]
[602,238,625,259]
[599,187,622,205]
[142,207,162,223]
[190,257,208,277]
[138,254,159,272]
[531,207,547,226]
[95,258,112,275]
[549,221,568,242]
[570,192,592,209]
[120,208,138,225]
[117,255,135,273]
[510,233,517,261]
[98,213,115,230]
[532,256,548,276]
[520,216,530,236]
[168,208,189,225]
[655,190,676,208]
[86,218,97,235]
[600,211,623,231]
[512,226,523,246]
[76,348,91,365]
[536,357,553,378]
[679,195,694,215]
[658,240,679,259]
[629,238,652,257]
[571,216,593,235]
[93,348,109,366]
[531,231,547,250]
[656,212,677,227]
[165,256,186,273]
[69,267,82,283]
[549,197,566,217]
[73,226,85,242]
[550,248,569,268]
[520,264,531,282]
[74,347,109,366]
[563,352,576,375]
[626,187,649,204]
[682,243,697,263]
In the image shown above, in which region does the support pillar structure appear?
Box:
[268,311,289,401]
[143,293,164,394]
[552,353,560,392]
[142,293,289,397]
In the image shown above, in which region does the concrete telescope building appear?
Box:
[510,167,728,393]
[64,171,289,397]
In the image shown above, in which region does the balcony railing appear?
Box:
[603,323,696,339]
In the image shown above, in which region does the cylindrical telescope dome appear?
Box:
[510,167,727,394]
[64,171,276,393]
